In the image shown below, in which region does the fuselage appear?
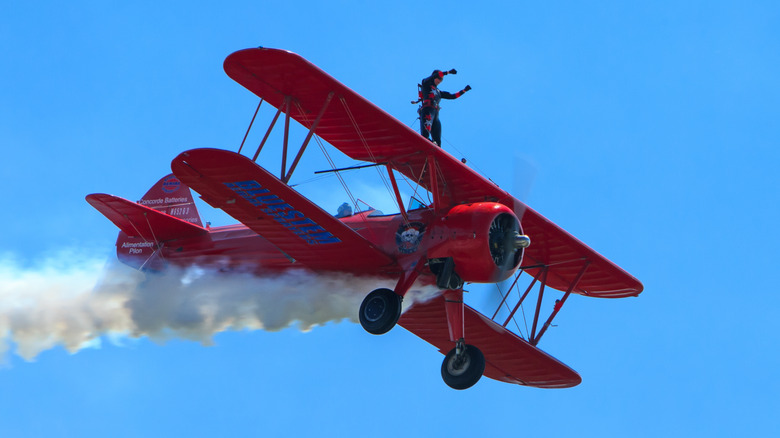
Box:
[117,207,437,281]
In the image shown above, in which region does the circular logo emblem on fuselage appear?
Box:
[396,222,426,254]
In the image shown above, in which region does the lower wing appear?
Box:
[399,295,581,388]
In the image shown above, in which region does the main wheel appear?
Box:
[441,344,485,390]
[359,288,403,335]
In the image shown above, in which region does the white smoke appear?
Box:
[0,251,441,362]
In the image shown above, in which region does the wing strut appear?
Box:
[284,92,334,183]
[385,164,408,222]
[238,99,263,154]
[488,259,592,346]
[252,104,283,161]
[281,96,292,179]
[241,92,336,185]
[531,261,590,346]
[426,155,444,211]
[529,267,550,343]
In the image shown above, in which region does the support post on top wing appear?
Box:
[283,92,335,184]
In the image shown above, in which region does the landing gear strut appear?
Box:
[441,340,485,390]
[359,288,403,335]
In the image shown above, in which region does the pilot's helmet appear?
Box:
[336,202,352,218]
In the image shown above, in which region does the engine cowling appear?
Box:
[427,202,527,283]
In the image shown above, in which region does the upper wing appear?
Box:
[225,47,643,298]
[170,148,394,273]
[86,193,207,242]
[399,295,581,388]
[224,48,493,208]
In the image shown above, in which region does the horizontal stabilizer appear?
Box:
[86,194,207,242]
[170,148,394,272]
[399,295,581,388]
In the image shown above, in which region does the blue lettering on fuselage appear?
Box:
[224,180,341,245]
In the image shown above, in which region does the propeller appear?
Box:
[478,154,539,327]
[488,212,529,272]
[509,153,539,223]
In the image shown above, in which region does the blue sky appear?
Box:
[1,1,779,436]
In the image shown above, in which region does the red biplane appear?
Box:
[87,48,643,390]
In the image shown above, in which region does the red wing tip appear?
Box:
[85,193,112,204]
[490,372,582,388]
[225,47,298,61]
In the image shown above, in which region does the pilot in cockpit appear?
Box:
[335,202,352,218]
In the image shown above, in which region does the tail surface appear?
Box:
[87,174,207,270]
[137,174,204,227]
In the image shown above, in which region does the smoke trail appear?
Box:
[0,251,440,362]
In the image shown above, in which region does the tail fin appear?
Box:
[137,174,204,227]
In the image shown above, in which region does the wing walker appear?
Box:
[87,48,643,390]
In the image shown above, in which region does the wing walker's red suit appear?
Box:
[416,69,471,146]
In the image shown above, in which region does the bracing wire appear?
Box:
[338,97,405,219]
[493,281,525,339]
[441,135,488,178]
[314,135,359,212]
[286,100,362,217]
[288,172,337,188]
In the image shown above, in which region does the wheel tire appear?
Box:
[359,288,402,335]
[441,344,485,390]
